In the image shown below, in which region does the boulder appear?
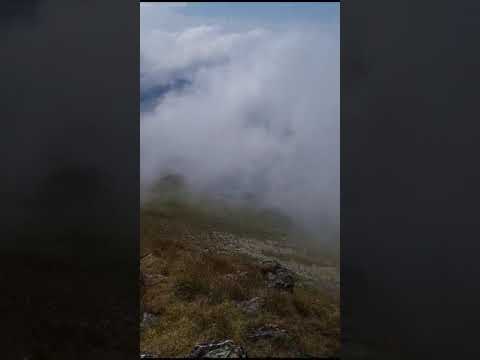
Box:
[238,297,264,315]
[140,312,159,330]
[140,353,161,359]
[248,324,288,341]
[260,260,295,291]
[188,340,247,358]
[143,273,167,286]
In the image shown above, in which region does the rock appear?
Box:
[248,324,288,341]
[238,297,264,315]
[140,353,161,359]
[225,271,248,281]
[143,273,167,286]
[259,259,279,272]
[260,260,295,291]
[237,271,248,278]
[188,340,247,358]
[140,253,155,266]
[140,312,159,330]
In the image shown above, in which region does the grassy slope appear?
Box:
[140,178,340,357]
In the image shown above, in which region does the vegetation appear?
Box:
[142,176,293,242]
[140,176,340,357]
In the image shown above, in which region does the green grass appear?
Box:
[140,175,339,357]
[142,180,293,242]
[141,234,340,357]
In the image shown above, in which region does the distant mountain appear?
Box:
[140,78,191,113]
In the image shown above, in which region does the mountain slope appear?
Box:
[140,176,340,357]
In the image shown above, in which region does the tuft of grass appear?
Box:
[174,276,210,302]
[262,290,295,318]
[292,290,313,317]
[211,277,249,303]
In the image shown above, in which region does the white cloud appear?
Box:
[140,2,187,7]
[140,21,339,241]
[160,2,188,6]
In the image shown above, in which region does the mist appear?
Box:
[140,11,339,245]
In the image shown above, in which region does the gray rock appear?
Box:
[188,340,247,358]
[238,297,264,315]
[140,312,159,330]
[248,324,288,341]
[143,273,167,286]
[140,353,161,359]
[224,271,248,282]
[260,260,295,291]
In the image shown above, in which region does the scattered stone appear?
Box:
[237,271,248,278]
[224,270,248,282]
[188,340,247,358]
[143,273,167,286]
[259,260,280,273]
[238,297,264,315]
[140,253,155,265]
[248,324,288,341]
[260,260,295,291]
[140,312,159,330]
[140,353,161,359]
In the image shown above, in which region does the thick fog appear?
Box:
[141,5,339,243]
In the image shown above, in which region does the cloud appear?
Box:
[140,21,339,243]
[140,25,268,92]
[140,2,187,7]
[162,2,188,6]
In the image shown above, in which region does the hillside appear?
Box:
[140,175,340,358]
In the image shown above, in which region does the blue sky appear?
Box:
[140,2,339,31]
[177,3,339,25]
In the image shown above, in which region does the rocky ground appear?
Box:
[140,178,340,358]
[208,231,340,297]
